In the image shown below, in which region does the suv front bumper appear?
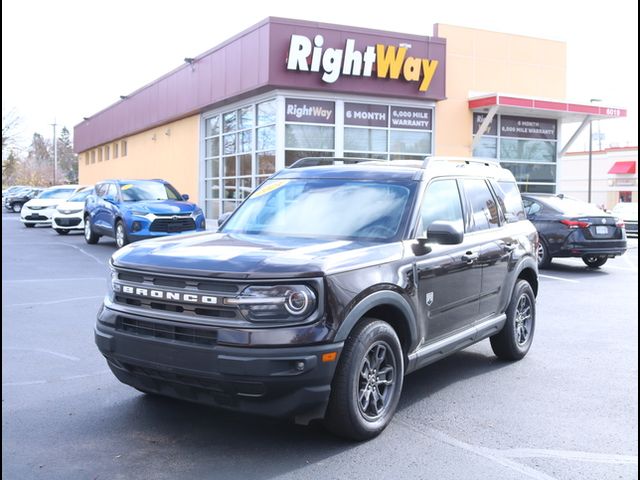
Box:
[95,306,342,422]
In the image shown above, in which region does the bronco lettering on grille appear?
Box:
[117,284,218,304]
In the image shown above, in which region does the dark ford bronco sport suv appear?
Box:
[95,157,539,440]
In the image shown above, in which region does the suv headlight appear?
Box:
[225,285,317,322]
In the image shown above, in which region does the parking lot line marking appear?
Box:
[538,274,579,283]
[502,448,637,465]
[5,295,103,307]
[61,243,106,266]
[2,347,80,361]
[3,371,111,387]
[396,419,558,480]
[3,277,105,284]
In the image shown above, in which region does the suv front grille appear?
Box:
[116,316,218,345]
[113,269,242,322]
[149,217,196,233]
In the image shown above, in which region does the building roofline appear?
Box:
[565,146,638,156]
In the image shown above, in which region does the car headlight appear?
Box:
[130,210,147,217]
[225,285,317,323]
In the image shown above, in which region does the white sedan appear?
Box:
[51,186,94,234]
[21,185,86,227]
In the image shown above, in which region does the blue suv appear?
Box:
[84,179,206,248]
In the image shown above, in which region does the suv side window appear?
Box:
[462,179,501,232]
[106,183,119,200]
[493,180,526,223]
[95,183,108,198]
[418,179,464,236]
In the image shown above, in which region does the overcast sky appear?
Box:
[2,0,638,152]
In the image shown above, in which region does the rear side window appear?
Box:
[95,184,108,197]
[495,181,526,223]
[418,179,464,236]
[462,179,501,232]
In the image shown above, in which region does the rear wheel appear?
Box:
[324,318,404,441]
[536,239,551,269]
[11,202,23,213]
[55,228,69,235]
[582,255,607,268]
[84,216,100,244]
[115,220,129,249]
[490,280,536,361]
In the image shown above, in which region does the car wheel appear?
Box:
[536,238,551,269]
[84,216,100,244]
[490,279,536,361]
[324,318,404,441]
[582,255,608,268]
[115,220,129,249]
[55,228,69,235]
[11,202,23,213]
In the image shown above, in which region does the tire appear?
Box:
[11,202,23,213]
[536,238,551,269]
[55,228,69,235]
[582,255,607,268]
[115,220,129,249]
[490,279,536,361]
[324,318,404,441]
[84,215,100,244]
[24,223,35,228]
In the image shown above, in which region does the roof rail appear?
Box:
[288,157,374,169]
[422,156,502,169]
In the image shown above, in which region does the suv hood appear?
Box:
[25,198,65,208]
[112,232,404,279]
[124,200,197,214]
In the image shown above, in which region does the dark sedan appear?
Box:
[522,193,627,268]
[4,187,43,213]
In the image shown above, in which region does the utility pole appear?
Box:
[587,99,601,203]
[51,121,57,184]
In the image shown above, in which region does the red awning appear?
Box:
[608,161,636,174]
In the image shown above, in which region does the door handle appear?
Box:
[461,251,479,264]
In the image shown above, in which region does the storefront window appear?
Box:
[500,139,556,162]
[389,130,432,155]
[500,162,556,183]
[472,137,497,158]
[344,128,387,153]
[285,125,335,150]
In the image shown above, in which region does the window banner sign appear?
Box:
[500,115,557,140]
[285,99,335,124]
[390,106,433,130]
[473,113,498,135]
[344,103,389,127]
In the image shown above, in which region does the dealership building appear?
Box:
[74,17,630,219]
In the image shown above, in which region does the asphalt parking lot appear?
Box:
[2,212,638,480]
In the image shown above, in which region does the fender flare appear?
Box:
[334,290,418,344]
[513,256,539,296]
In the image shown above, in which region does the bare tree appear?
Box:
[2,108,21,151]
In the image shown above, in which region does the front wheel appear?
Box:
[582,255,607,268]
[11,202,23,213]
[324,318,404,441]
[115,220,129,249]
[490,280,536,361]
[84,216,100,244]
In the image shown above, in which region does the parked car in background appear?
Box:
[522,193,627,268]
[2,185,31,202]
[83,179,206,248]
[611,202,638,237]
[51,186,94,235]
[20,185,86,227]
[4,187,43,212]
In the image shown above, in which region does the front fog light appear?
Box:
[226,285,317,322]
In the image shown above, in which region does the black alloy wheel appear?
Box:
[490,279,536,360]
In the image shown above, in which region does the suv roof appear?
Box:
[278,156,517,183]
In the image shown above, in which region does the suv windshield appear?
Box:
[38,188,77,199]
[222,179,414,240]
[119,181,181,202]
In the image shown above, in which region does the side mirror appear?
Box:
[217,211,232,227]
[425,220,464,245]
[181,193,190,201]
